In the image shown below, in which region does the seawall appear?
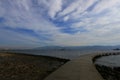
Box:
[93,52,120,80]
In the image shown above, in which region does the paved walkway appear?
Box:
[44,53,104,80]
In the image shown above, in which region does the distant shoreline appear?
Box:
[2,52,70,60]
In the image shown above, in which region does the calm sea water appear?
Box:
[3,49,112,60]
[95,55,120,67]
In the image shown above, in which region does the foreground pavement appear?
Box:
[44,53,104,80]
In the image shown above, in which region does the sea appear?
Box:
[95,55,120,67]
[0,49,114,60]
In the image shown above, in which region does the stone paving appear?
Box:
[44,53,104,80]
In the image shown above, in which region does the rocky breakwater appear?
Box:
[93,52,120,80]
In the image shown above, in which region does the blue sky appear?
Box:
[1,0,120,48]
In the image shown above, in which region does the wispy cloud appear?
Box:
[0,0,120,48]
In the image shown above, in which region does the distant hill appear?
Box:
[1,45,120,51]
[32,45,120,51]
[33,46,64,50]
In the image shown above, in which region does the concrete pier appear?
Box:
[44,53,104,80]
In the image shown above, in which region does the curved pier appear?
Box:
[44,53,104,80]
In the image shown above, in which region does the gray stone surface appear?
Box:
[44,53,104,80]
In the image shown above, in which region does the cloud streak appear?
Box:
[0,0,120,48]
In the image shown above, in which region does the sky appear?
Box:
[1,0,120,49]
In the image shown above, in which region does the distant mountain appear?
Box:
[33,46,64,50]
[32,45,120,51]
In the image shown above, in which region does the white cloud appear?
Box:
[0,0,59,32]
[58,0,81,16]
[57,0,97,20]
[48,0,62,19]
[63,15,69,21]
[1,0,120,47]
[70,0,96,17]
[92,0,120,13]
